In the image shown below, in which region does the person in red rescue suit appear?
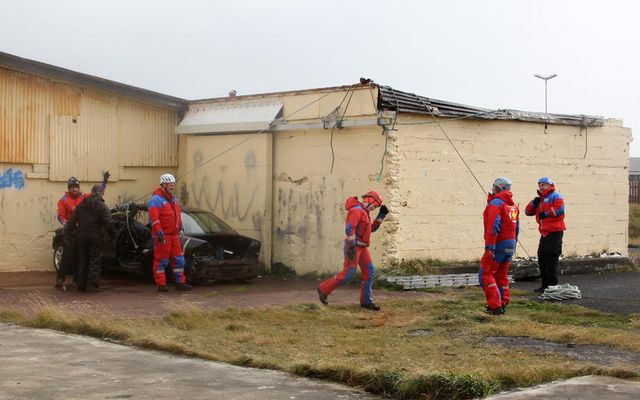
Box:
[525,177,566,292]
[55,171,110,290]
[480,177,519,315]
[147,173,192,292]
[317,191,389,311]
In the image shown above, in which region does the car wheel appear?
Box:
[53,245,64,273]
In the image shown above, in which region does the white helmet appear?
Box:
[159,173,176,184]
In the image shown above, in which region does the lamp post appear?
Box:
[534,73,557,114]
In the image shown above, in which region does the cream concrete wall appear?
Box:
[272,126,391,275]
[0,165,176,271]
[392,115,631,262]
[177,133,273,266]
[280,87,378,121]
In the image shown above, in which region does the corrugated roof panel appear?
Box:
[378,85,604,126]
[177,100,283,134]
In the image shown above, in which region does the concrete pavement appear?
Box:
[486,376,640,399]
[0,323,379,400]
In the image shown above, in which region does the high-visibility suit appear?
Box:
[147,187,185,287]
[479,190,519,310]
[525,181,566,289]
[318,196,387,306]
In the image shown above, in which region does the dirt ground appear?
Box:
[0,271,431,316]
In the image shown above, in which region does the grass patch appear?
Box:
[630,204,640,239]
[2,287,639,399]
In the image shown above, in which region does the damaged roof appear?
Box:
[0,51,608,126]
[377,85,604,127]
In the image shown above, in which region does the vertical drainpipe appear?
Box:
[269,126,276,272]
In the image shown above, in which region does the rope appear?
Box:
[538,284,582,301]
[413,93,532,259]
[329,87,356,174]
[124,202,139,249]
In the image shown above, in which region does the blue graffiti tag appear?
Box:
[0,168,25,190]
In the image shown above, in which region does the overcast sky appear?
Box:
[2,0,638,155]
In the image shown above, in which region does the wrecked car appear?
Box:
[52,202,261,283]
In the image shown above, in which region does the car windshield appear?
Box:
[181,211,235,235]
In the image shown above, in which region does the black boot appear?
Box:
[176,283,192,291]
[485,306,504,315]
[317,288,328,305]
[361,303,381,311]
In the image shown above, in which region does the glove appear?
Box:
[539,211,548,220]
[531,197,540,207]
[156,230,165,244]
[347,245,356,260]
[102,170,110,183]
[378,205,389,217]
[179,229,185,240]
[481,249,495,267]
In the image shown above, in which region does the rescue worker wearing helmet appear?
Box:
[525,177,566,292]
[147,173,192,292]
[318,190,389,311]
[66,184,115,292]
[480,177,519,315]
[55,171,110,290]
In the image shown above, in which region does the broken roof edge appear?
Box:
[188,83,367,105]
[377,85,605,127]
[0,51,188,109]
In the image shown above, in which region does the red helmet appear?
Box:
[362,191,382,207]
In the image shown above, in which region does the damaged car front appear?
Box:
[180,209,261,281]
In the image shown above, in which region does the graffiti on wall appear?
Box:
[182,149,263,239]
[0,169,25,190]
[274,174,344,245]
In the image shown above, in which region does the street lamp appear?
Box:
[534,73,557,114]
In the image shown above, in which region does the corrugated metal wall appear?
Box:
[0,69,51,163]
[117,98,177,167]
[0,67,178,180]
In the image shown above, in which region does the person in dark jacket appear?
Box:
[525,177,566,292]
[55,171,109,290]
[66,184,115,292]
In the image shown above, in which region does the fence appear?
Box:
[630,177,640,203]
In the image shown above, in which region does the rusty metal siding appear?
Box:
[0,68,51,164]
[118,98,177,167]
[49,93,120,182]
[1,67,178,176]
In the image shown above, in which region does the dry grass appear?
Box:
[630,204,640,239]
[1,288,639,399]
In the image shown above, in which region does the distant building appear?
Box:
[629,157,640,203]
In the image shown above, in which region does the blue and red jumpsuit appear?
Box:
[479,190,519,310]
[147,187,186,287]
[318,196,386,305]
